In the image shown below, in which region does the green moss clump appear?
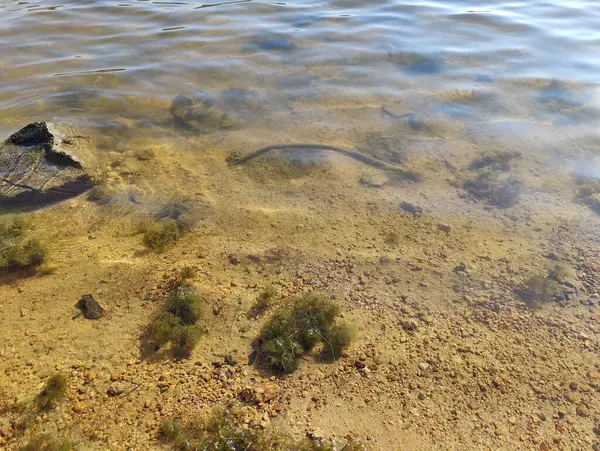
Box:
[384,231,400,247]
[159,404,366,451]
[468,151,521,172]
[518,273,562,308]
[180,266,195,280]
[139,198,199,251]
[158,420,181,442]
[149,284,204,358]
[255,293,352,373]
[140,219,181,251]
[20,434,73,451]
[248,284,277,318]
[164,285,204,324]
[87,184,118,205]
[0,215,46,272]
[463,172,520,207]
[322,323,354,359]
[35,373,67,411]
[575,178,600,214]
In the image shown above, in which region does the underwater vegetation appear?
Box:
[147,284,205,358]
[14,373,67,431]
[0,215,46,272]
[248,284,278,319]
[87,183,120,205]
[20,434,73,451]
[159,403,366,451]
[138,198,198,251]
[35,374,67,411]
[384,231,400,247]
[462,151,522,207]
[468,151,521,172]
[254,293,352,373]
[517,264,576,308]
[574,176,600,214]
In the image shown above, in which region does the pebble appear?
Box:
[73,401,87,413]
[107,382,127,397]
[437,223,451,233]
[84,371,97,384]
[402,320,418,332]
[576,403,590,417]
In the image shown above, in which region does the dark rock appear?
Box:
[170,89,263,133]
[248,34,297,52]
[75,294,105,320]
[437,223,451,233]
[0,122,95,208]
[400,201,423,215]
[387,51,443,75]
[106,382,126,397]
[401,319,418,332]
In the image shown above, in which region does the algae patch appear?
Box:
[0,215,46,272]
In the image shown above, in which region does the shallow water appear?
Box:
[1,0,599,154]
[3,2,600,449]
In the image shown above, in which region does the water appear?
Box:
[2,1,600,449]
[1,0,599,146]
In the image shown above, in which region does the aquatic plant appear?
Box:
[148,284,204,358]
[462,150,522,207]
[255,293,352,373]
[159,403,366,451]
[518,268,567,308]
[138,198,199,251]
[35,373,67,411]
[384,231,400,247]
[20,434,73,451]
[575,177,600,214]
[87,183,119,205]
[180,266,196,280]
[462,171,521,207]
[248,284,278,319]
[0,215,46,272]
[468,151,521,172]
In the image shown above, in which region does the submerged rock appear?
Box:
[75,294,105,320]
[0,122,95,208]
[400,201,423,215]
[170,89,264,133]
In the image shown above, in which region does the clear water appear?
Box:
[1,0,599,149]
[2,1,600,449]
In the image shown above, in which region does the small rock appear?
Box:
[400,202,423,216]
[84,371,97,384]
[437,223,451,233]
[74,294,105,320]
[354,361,367,370]
[508,416,517,425]
[402,320,418,332]
[239,382,280,404]
[72,401,87,413]
[418,362,430,371]
[107,382,127,397]
[576,403,590,417]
